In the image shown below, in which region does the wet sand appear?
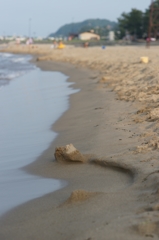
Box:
[0,45,159,239]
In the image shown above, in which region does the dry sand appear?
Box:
[0,44,159,239]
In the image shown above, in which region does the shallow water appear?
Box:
[0,53,34,86]
[0,65,77,216]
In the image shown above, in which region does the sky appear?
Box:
[0,0,151,37]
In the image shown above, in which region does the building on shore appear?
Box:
[79,32,100,41]
[108,31,115,41]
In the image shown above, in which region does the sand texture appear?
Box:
[0,45,159,239]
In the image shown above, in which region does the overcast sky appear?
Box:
[0,0,150,37]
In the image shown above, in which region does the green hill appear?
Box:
[49,19,117,37]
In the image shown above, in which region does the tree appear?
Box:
[142,8,149,38]
[117,1,159,40]
[118,9,144,39]
[152,0,159,8]
[149,0,159,38]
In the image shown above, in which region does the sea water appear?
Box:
[0,53,76,216]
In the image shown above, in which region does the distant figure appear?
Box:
[51,40,58,49]
[16,37,21,45]
[26,39,30,45]
[26,38,34,48]
[29,38,33,45]
[26,38,33,45]
[83,42,89,48]
[58,41,65,49]
[146,37,151,48]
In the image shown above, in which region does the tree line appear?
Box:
[117,0,159,39]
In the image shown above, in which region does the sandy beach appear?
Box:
[0,44,159,239]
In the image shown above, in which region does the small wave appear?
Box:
[11,57,26,63]
[0,71,26,81]
[6,72,22,80]
[0,53,13,58]
[0,53,34,86]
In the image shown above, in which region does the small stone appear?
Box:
[54,144,87,163]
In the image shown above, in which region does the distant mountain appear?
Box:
[49,19,117,37]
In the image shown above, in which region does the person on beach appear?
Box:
[26,39,30,45]
[146,37,151,48]
[29,38,33,45]
[16,37,21,45]
[51,40,58,49]
[58,40,65,49]
[26,38,33,45]
[83,41,89,48]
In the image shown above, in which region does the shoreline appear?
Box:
[0,59,73,217]
[1,46,159,239]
